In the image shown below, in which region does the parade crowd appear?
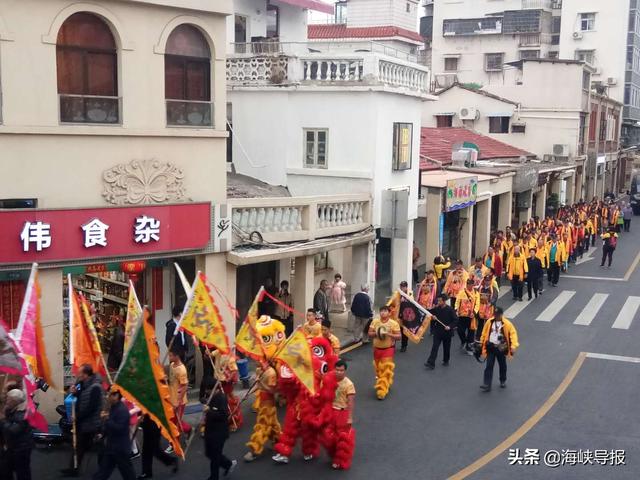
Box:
[0,197,631,480]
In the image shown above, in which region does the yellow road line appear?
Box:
[623,248,640,281]
[447,352,588,480]
[341,341,363,355]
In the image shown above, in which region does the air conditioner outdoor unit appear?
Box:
[573,32,583,40]
[552,144,569,156]
[459,107,479,120]
[607,77,618,86]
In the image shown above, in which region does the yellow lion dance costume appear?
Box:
[373,354,395,400]
[244,315,286,462]
[369,308,400,400]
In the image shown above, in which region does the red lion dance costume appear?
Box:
[272,337,338,464]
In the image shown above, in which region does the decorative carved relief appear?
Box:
[102,159,186,205]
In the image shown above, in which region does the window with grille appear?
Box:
[165,25,212,127]
[485,53,504,72]
[56,13,119,124]
[444,57,459,71]
[580,13,595,32]
[304,129,328,168]
[575,49,595,65]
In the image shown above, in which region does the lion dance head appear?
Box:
[256,315,286,359]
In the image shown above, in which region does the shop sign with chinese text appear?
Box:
[445,177,478,212]
[0,203,211,265]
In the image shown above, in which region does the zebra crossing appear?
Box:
[499,288,640,330]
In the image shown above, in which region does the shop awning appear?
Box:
[227,231,374,266]
[277,0,334,14]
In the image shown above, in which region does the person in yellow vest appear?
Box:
[433,255,451,293]
[584,218,594,252]
[468,257,490,289]
[444,260,469,306]
[507,245,528,301]
[535,238,548,295]
[479,307,519,392]
[455,278,480,354]
[477,275,498,337]
[600,225,619,268]
[546,234,565,287]
[368,305,401,400]
[483,246,503,286]
[302,309,322,339]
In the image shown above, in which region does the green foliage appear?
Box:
[462,82,482,90]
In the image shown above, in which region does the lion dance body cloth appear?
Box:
[369,317,401,400]
[244,316,286,460]
[273,337,338,463]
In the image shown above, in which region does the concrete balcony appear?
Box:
[518,33,553,47]
[227,42,431,98]
[230,193,371,246]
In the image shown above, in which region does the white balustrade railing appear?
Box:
[302,58,364,82]
[378,60,428,91]
[230,194,371,245]
[232,205,303,234]
[316,200,367,229]
[226,56,289,84]
[227,49,430,96]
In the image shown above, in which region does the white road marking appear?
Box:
[563,275,625,281]
[504,298,533,319]
[498,286,511,299]
[611,296,640,330]
[536,290,576,322]
[585,352,640,363]
[574,293,608,326]
[575,247,596,265]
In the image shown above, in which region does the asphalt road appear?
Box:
[32,223,640,480]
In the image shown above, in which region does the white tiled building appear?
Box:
[226,0,432,306]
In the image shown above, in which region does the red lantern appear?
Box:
[121,260,146,284]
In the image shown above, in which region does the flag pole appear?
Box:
[398,289,446,328]
[71,400,78,470]
[161,265,196,365]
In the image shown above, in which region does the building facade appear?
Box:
[226,0,431,307]
[0,0,231,416]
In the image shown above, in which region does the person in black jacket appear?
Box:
[0,389,33,480]
[137,415,178,479]
[62,364,104,477]
[350,284,374,344]
[313,280,330,323]
[165,305,187,362]
[424,294,458,370]
[107,319,125,373]
[526,248,544,300]
[203,386,237,480]
[91,390,136,480]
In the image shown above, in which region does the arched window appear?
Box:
[165,25,212,127]
[56,13,119,124]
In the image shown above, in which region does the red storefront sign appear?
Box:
[0,203,211,265]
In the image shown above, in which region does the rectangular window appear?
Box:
[582,70,591,90]
[575,49,595,65]
[511,123,526,133]
[444,57,458,71]
[489,116,510,133]
[580,13,595,31]
[304,129,328,168]
[335,1,347,23]
[519,50,540,60]
[436,115,453,127]
[548,51,559,59]
[485,53,504,72]
[392,123,413,171]
[266,5,279,38]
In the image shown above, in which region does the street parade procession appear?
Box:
[0,195,631,479]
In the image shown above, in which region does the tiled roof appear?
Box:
[308,24,424,43]
[420,127,535,170]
